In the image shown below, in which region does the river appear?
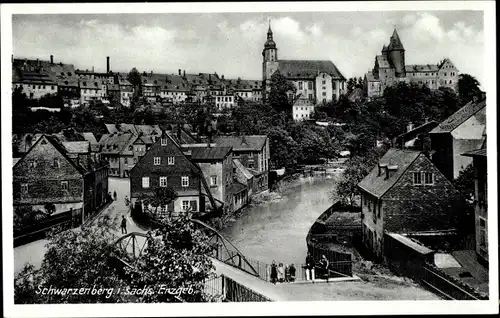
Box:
[220,174,340,265]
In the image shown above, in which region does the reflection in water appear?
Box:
[220,175,340,265]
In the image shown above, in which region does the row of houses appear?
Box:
[358,94,488,276]
[13,123,271,232]
[12,55,262,108]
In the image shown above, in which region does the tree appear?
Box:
[457,74,482,106]
[125,214,214,302]
[140,186,178,216]
[127,67,143,107]
[332,147,387,207]
[268,72,296,111]
[267,127,299,169]
[14,216,129,304]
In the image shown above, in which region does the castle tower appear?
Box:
[262,20,279,99]
[387,28,405,77]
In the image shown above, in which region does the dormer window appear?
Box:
[413,172,422,185]
[161,137,168,146]
[53,158,60,168]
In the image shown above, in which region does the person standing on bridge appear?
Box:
[113,191,117,201]
[289,263,296,282]
[270,261,278,284]
[277,263,284,283]
[319,254,330,282]
[121,215,127,234]
[306,252,315,281]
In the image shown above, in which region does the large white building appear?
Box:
[364,29,460,98]
[293,96,315,121]
[262,23,346,105]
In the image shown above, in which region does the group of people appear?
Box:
[305,252,330,282]
[270,261,296,284]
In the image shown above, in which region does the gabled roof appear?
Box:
[365,71,379,82]
[224,79,262,91]
[386,233,433,255]
[182,145,232,161]
[82,132,98,145]
[98,132,135,155]
[396,121,439,141]
[215,135,267,151]
[278,60,345,80]
[348,88,364,102]
[357,149,422,198]
[430,98,486,134]
[376,55,390,68]
[105,124,120,134]
[135,124,162,136]
[293,96,315,106]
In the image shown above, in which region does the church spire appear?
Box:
[267,19,273,39]
[389,28,404,50]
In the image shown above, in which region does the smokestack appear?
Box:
[50,55,54,64]
[106,56,110,73]
[178,69,181,76]
[221,75,224,80]
[183,70,186,77]
[92,66,95,73]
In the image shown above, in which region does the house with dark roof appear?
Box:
[79,79,102,105]
[98,132,149,177]
[393,120,439,150]
[130,132,219,216]
[12,56,75,99]
[261,23,346,104]
[293,95,315,121]
[430,96,486,181]
[159,74,190,104]
[224,78,263,102]
[462,144,488,265]
[364,29,460,98]
[181,144,242,213]
[215,135,270,193]
[13,135,109,231]
[357,148,463,259]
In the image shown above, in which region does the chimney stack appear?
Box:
[106,56,110,73]
[50,55,54,64]
[378,163,387,176]
[178,69,181,76]
[221,75,224,80]
[183,70,186,77]
[386,165,398,180]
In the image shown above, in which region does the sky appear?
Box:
[12,11,485,83]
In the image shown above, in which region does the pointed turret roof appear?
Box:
[264,19,276,49]
[388,28,404,50]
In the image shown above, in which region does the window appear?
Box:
[161,137,168,146]
[125,158,128,165]
[308,93,313,100]
[133,158,137,164]
[298,82,303,90]
[332,82,336,89]
[308,82,313,89]
[182,200,190,211]
[154,157,161,165]
[21,183,28,195]
[142,177,150,188]
[61,181,68,190]
[190,200,198,212]
[322,92,326,96]
[51,85,55,90]
[424,172,434,185]
[53,158,60,168]
[159,176,167,187]
[248,161,255,169]
[210,175,217,186]
[168,156,175,165]
[413,172,422,185]
[181,176,189,187]
[322,80,326,85]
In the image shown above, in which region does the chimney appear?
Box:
[406,122,414,132]
[50,55,53,64]
[183,70,186,77]
[378,163,387,176]
[178,69,181,76]
[385,165,398,180]
[92,66,95,73]
[184,150,192,159]
[106,56,110,73]
[221,75,224,80]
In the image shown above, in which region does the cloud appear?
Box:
[12,13,484,86]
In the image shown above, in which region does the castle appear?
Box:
[261,23,346,105]
[364,29,460,98]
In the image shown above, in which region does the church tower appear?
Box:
[388,28,406,77]
[262,21,279,100]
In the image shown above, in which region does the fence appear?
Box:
[203,274,272,302]
[14,209,81,247]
